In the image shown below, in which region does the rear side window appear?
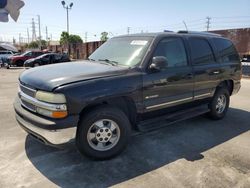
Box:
[189,38,215,65]
[213,38,239,63]
[153,37,188,67]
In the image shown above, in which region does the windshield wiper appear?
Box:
[98,59,119,66]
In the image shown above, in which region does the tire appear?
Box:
[34,63,39,67]
[76,105,131,159]
[208,87,230,120]
[16,60,24,67]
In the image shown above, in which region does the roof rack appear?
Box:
[177,30,221,37]
[164,30,174,33]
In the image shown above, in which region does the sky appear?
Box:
[0,0,250,43]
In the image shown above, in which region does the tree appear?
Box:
[27,40,48,49]
[28,41,39,49]
[69,34,83,43]
[60,31,83,45]
[100,32,109,41]
[60,31,70,45]
[41,40,47,47]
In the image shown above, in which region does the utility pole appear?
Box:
[61,1,73,34]
[85,32,87,43]
[206,17,211,31]
[19,33,21,45]
[45,26,48,41]
[31,18,36,41]
[27,28,30,43]
[37,15,41,49]
[127,27,130,34]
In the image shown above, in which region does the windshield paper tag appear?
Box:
[130,40,148,45]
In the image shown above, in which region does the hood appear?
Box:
[19,60,129,91]
[11,54,24,59]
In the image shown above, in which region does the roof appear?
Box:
[114,31,223,39]
[0,43,18,52]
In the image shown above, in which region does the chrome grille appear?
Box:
[20,83,36,98]
[19,83,37,112]
[20,98,36,112]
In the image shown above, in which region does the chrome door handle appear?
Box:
[213,71,220,74]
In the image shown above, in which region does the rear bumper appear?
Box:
[14,97,78,146]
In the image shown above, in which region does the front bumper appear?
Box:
[14,97,78,146]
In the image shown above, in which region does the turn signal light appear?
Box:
[52,111,68,118]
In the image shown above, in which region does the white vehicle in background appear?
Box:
[0,50,15,68]
[0,50,14,59]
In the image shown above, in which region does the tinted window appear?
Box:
[189,38,215,64]
[24,52,32,56]
[213,38,239,63]
[153,38,187,67]
[55,54,62,60]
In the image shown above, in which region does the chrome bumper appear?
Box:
[14,97,78,146]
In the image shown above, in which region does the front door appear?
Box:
[143,37,194,112]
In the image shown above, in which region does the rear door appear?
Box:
[143,37,194,112]
[188,37,221,100]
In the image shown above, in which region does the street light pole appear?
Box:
[61,1,73,34]
[66,7,69,34]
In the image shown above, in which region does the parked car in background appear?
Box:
[7,51,44,67]
[0,50,14,64]
[242,55,250,62]
[24,53,70,67]
[0,50,14,59]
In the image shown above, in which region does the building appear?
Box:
[211,28,250,56]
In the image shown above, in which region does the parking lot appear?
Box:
[0,68,249,188]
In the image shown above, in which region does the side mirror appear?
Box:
[149,56,168,71]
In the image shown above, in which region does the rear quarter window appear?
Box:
[213,38,239,63]
[189,37,215,65]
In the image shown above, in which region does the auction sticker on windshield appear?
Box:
[130,40,148,45]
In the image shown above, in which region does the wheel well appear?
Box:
[16,59,24,66]
[217,80,234,95]
[79,97,137,129]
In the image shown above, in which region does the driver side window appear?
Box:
[153,38,188,67]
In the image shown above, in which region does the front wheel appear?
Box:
[76,106,131,159]
[209,88,230,120]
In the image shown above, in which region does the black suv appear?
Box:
[14,31,241,159]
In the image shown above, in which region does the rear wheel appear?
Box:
[209,88,230,120]
[76,106,131,159]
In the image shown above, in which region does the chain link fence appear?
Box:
[242,62,250,77]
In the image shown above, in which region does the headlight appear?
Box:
[35,91,67,118]
[35,91,66,103]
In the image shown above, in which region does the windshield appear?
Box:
[89,36,153,67]
[22,51,32,56]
